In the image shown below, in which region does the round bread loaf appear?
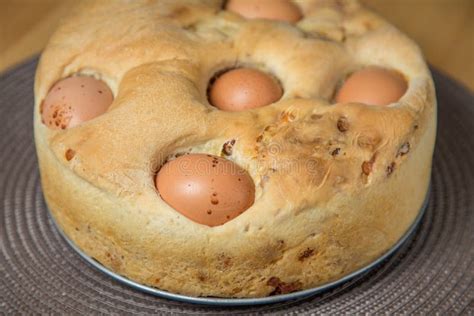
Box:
[34,0,436,297]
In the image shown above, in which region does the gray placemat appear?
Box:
[0,58,473,314]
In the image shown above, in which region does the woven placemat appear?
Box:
[0,58,473,314]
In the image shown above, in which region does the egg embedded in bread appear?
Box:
[209,67,283,111]
[335,67,408,106]
[156,154,255,227]
[41,76,113,129]
[34,0,436,298]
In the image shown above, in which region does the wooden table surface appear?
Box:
[1,0,473,90]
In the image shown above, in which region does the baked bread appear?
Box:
[34,0,436,297]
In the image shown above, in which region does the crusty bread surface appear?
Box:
[34,0,436,297]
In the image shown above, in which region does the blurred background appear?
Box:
[0,0,472,90]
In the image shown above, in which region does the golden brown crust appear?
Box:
[34,0,436,297]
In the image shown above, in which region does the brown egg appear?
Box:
[156,154,255,227]
[41,76,113,129]
[335,67,408,106]
[209,68,282,111]
[226,0,302,23]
